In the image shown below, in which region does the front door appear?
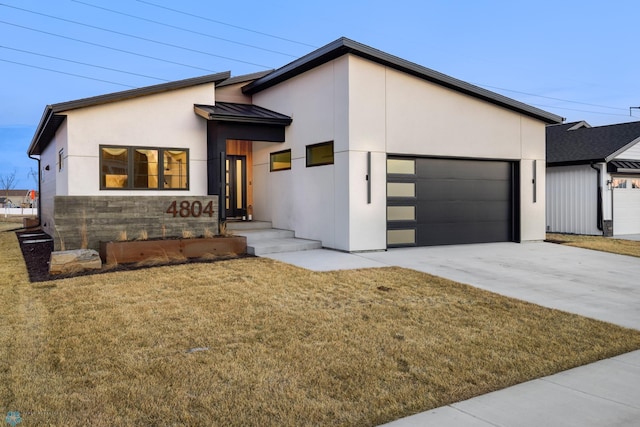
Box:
[225,155,247,218]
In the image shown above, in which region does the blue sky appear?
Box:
[1,0,639,188]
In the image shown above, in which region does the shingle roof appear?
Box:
[243,37,564,125]
[546,120,640,165]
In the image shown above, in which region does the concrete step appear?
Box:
[233,228,294,244]
[228,223,323,255]
[247,237,322,256]
[225,220,272,231]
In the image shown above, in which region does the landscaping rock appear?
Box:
[49,249,102,275]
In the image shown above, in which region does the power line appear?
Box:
[0,20,218,73]
[0,45,169,82]
[72,0,298,58]
[0,58,134,87]
[475,82,629,112]
[136,0,317,49]
[0,3,273,68]
[529,102,633,118]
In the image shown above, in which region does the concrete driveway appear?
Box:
[267,241,640,329]
[265,242,640,426]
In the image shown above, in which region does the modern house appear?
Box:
[28,37,562,251]
[546,120,640,236]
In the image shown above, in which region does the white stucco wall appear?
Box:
[253,54,549,250]
[347,56,547,244]
[39,121,66,236]
[62,83,215,196]
[252,58,349,250]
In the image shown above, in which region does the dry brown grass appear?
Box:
[2,230,640,426]
[547,233,640,258]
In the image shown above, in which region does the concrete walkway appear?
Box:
[265,242,640,426]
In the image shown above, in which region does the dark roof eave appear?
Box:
[27,108,66,156]
[547,159,607,167]
[243,38,563,124]
[27,71,231,156]
[205,114,292,126]
[217,70,275,88]
[49,71,230,113]
[194,103,292,126]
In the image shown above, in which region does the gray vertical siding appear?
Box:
[546,165,601,235]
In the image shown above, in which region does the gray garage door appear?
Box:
[387,157,517,246]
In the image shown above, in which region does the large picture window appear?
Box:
[100,146,188,190]
[306,141,334,167]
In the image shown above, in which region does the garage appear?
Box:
[612,175,640,235]
[387,157,518,247]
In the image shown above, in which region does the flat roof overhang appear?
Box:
[194,102,292,126]
[608,160,640,174]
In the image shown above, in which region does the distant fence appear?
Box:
[2,207,38,216]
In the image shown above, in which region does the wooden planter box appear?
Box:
[99,236,247,265]
[23,218,39,229]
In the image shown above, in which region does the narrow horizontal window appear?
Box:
[387,205,416,221]
[387,182,415,198]
[100,145,189,190]
[306,141,334,167]
[387,229,416,245]
[270,149,291,171]
[387,158,415,175]
[612,178,627,189]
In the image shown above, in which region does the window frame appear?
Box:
[270,149,292,172]
[100,145,189,191]
[306,141,334,167]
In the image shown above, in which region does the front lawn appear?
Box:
[547,233,640,258]
[2,228,640,426]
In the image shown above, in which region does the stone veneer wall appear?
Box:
[53,196,219,251]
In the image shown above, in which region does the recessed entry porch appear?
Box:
[194,102,292,222]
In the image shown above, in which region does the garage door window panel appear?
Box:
[387,205,416,221]
[387,182,416,198]
[387,229,416,245]
[387,159,416,175]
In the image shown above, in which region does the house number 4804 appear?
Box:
[166,200,215,218]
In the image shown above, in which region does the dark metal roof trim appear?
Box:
[194,102,292,126]
[49,71,230,113]
[547,159,606,167]
[217,70,275,88]
[243,37,563,124]
[28,72,230,156]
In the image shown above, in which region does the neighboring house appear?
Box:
[1,190,34,208]
[546,120,640,236]
[28,37,562,251]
